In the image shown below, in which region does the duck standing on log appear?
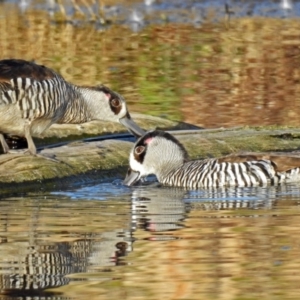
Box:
[0,59,145,155]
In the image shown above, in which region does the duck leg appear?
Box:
[0,133,10,153]
[24,123,37,155]
[0,124,37,156]
[0,124,65,164]
[24,123,72,165]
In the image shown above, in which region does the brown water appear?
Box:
[1,0,300,299]
[1,1,300,128]
[1,182,300,299]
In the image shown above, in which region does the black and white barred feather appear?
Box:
[124,130,300,189]
[0,59,144,154]
[161,158,300,188]
[0,76,70,120]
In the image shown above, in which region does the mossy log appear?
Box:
[1,118,300,193]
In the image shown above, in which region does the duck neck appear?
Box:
[156,161,185,185]
[57,85,93,124]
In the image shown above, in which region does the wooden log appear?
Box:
[1,120,300,193]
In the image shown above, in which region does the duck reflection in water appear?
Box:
[1,182,300,297]
[130,186,188,239]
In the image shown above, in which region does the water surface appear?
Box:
[1,182,300,299]
[1,0,300,299]
[1,0,300,128]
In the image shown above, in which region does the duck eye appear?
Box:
[111,98,120,107]
[135,146,145,155]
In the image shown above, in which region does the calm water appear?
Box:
[1,0,300,299]
[1,182,300,299]
[1,0,300,128]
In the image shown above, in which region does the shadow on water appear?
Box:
[1,181,300,298]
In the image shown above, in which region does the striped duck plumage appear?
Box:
[0,59,145,155]
[124,130,300,189]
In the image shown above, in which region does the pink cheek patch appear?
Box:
[144,137,153,144]
[105,93,111,100]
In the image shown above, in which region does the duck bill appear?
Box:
[123,168,140,186]
[119,115,145,138]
